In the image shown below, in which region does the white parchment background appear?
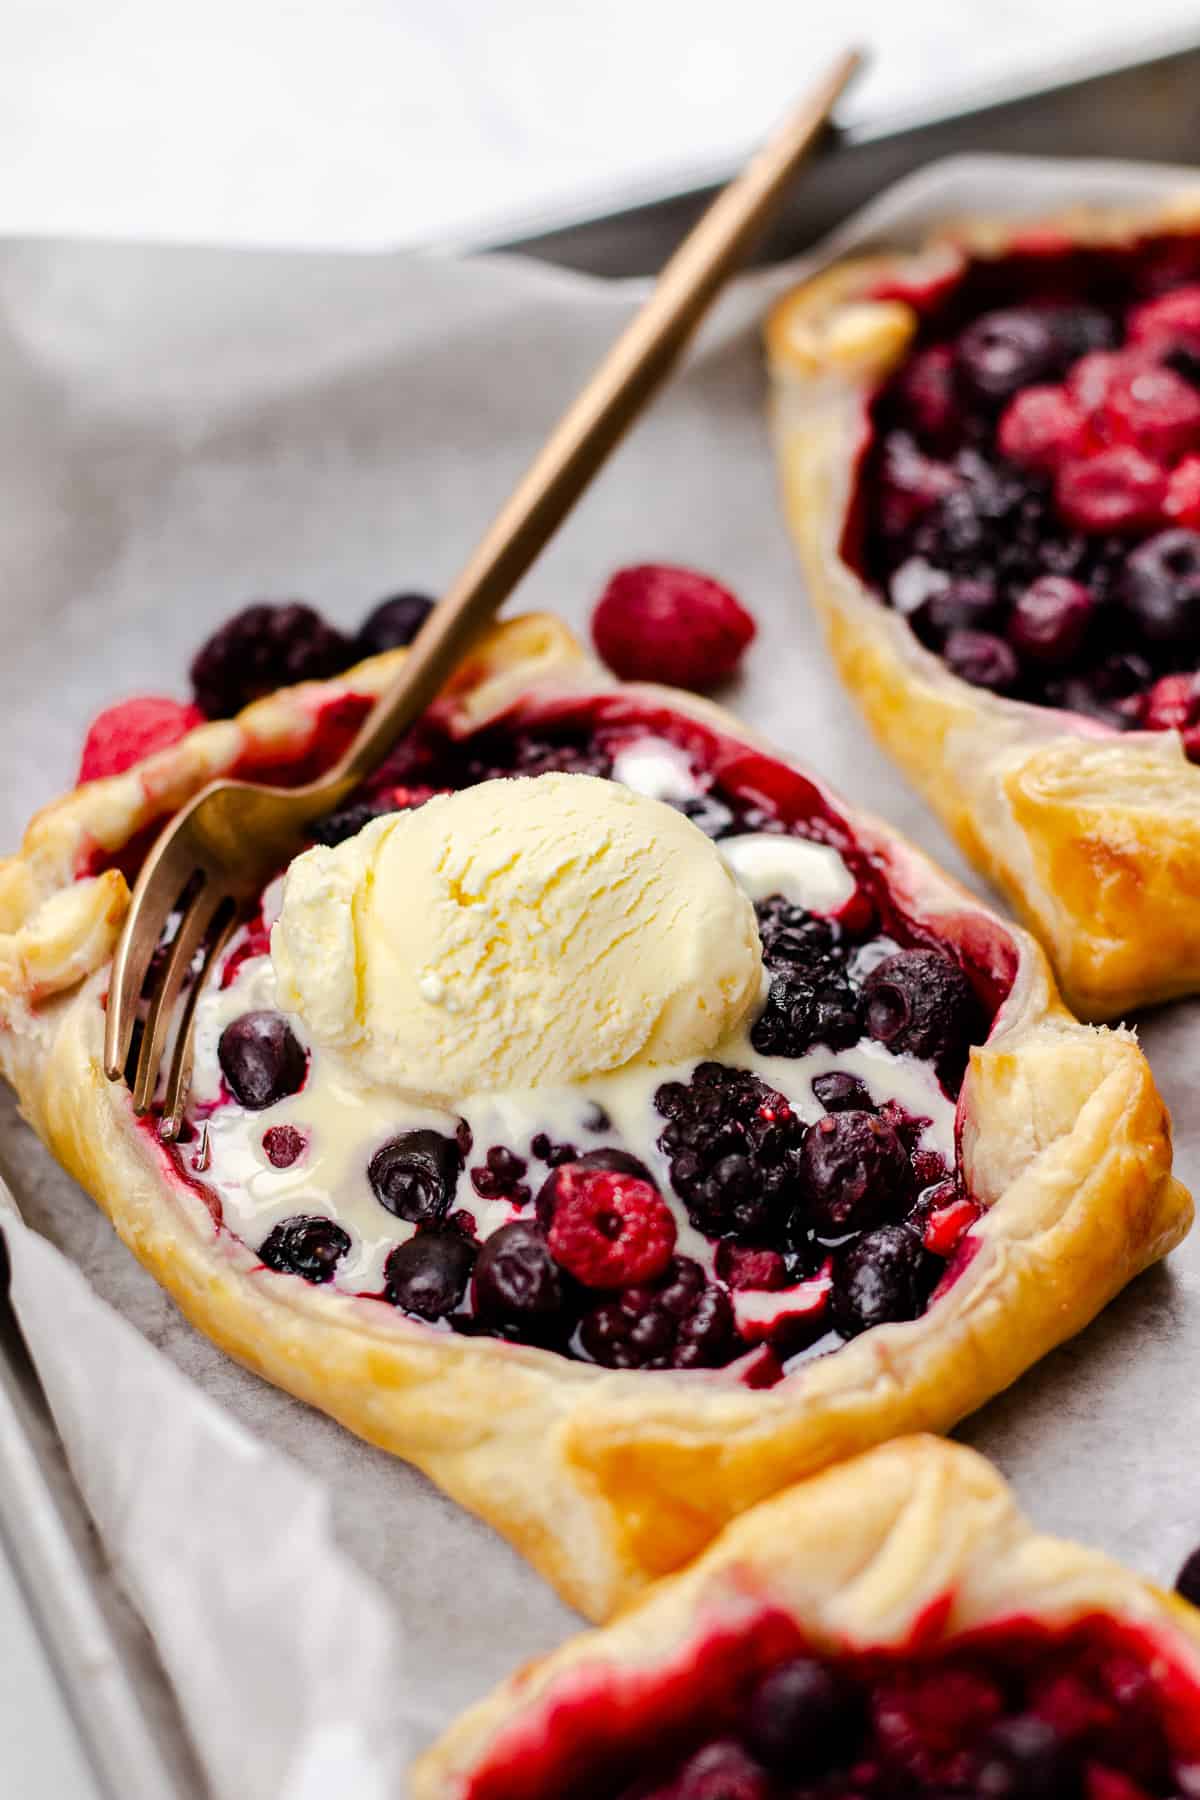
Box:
[2,157,1199,1795]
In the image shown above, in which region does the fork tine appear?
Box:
[158,906,239,1142]
[104,847,204,1080]
[130,880,226,1113]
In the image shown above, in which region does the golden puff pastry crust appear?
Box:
[0,616,1189,1622]
[766,193,1200,1022]
[412,1434,1200,1798]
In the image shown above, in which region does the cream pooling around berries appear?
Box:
[179,720,995,1378]
[270,773,763,1102]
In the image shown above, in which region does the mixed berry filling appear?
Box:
[849,231,1200,753]
[463,1614,1200,1800]
[137,698,1010,1379]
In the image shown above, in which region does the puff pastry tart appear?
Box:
[767,195,1200,1019]
[413,1435,1200,1799]
[0,610,1187,1620]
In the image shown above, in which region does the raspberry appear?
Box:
[872,1666,1004,1786]
[1140,671,1200,732]
[1055,448,1167,534]
[1085,1771,1152,1800]
[921,1193,981,1257]
[190,601,352,718]
[997,385,1090,470]
[261,1125,306,1168]
[78,695,204,782]
[1127,284,1200,350]
[1165,453,1200,527]
[591,564,755,689]
[1094,364,1200,463]
[544,1165,676,1288]
[1067,347,1156,414]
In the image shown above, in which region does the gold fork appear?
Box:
[104,48,862,1138]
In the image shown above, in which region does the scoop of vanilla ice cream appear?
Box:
[270,772,763,1102]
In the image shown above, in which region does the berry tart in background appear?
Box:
[413,1436,1200,1800]
[767,195,1200,1019]
[0,596,1186,1620]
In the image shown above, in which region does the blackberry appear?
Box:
[190,601,352,718]
[654,1063,803,1240]
[750,899,861,1057]
[751,972,861,1058]
[310,800,384,847]
[578,1256,735,1371]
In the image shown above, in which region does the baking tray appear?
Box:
[3,33,1200,1800]
[0,1189,207,1800]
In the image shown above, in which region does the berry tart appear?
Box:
[0,609,1186,1619]
[413,1435,1200,1800]
[767,194,1200,1018]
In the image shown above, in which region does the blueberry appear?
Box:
[676,792,737,838]
[259,1215,350,1284]
[956,309,1059,403]
[942,628,1020,694]
[1054,649,1153,728]
[384,1230,476,1320]
[1120,529,1200,651]
[862,949,981,1087]
[671,1741,771,1800]
[745,1657,862,1774]
[190,602,352,718]
[831,1224,933,1336]
[1166,343,1200,388]
[310,800,384,847]
[1175,1545,1200,1607]
[811,1071,874,1114]
[575,1147,655,1181]
[472,1222,568,1338]
[800,1111,912,1237]
[356,592,435,657]
[1008,576,1094,667]
[972,1716,1079,1799]
[910,577,1000,649]
[368,1129,462,1222]
[218,1011,307,1109]
[1045,304,1117,363]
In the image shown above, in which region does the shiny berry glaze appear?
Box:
[460,1612,1200,1800]
[847,232,1200,755]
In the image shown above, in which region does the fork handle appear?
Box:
[330,49,860,787]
